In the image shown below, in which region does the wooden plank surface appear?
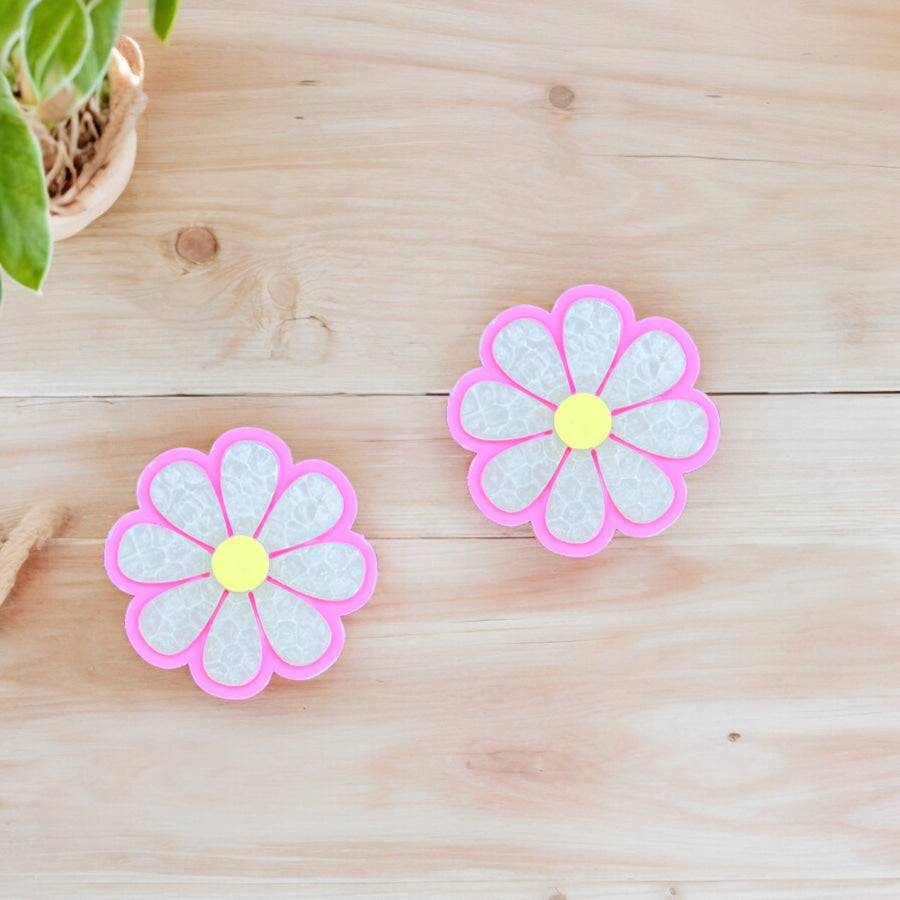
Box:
[1,0,899,896]
[0,394,898,543]
[0,2,898,393]
[7,882,900,900]
[2,537,899,886]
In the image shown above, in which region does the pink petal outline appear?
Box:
[553,285,638,395]
[261,458,361,552]
[267,530,379,618]
[447,285,720,557]
[105,427,377,700]
[531,449,618,558]
[465,436,568,529]
[599,439,689,539]
[600,315,699,409]
[138,449,224,549]
[478,303,574,400]
[254,592,348,685]
[123,577,227,672]
[609,388,720,470]
[104,508,212,596]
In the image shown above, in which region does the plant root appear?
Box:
[22,99,110,214]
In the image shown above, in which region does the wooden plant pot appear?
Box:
[50,36,146,242]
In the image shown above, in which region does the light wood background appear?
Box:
[1,1,898,897]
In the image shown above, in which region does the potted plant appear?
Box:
[0,0,178,298]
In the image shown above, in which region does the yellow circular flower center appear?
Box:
[554,393,612,450]
[211,535,269,593]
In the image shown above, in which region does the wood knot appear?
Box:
[549,85,574,109]
[728,732,741,742]
[175,226,219,265]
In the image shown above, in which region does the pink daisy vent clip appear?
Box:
[448,285,720,557]
[104,428,377,699]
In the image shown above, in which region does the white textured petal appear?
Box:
[459,380,554,441]
[563,298,622,395]
[149,462,227,546]
[480,433,566,514]
[258,473,344,552]
[269,542,365,601]
[202,593,262,686]
[612,400,709,458]
[254,580,333,665]
[545,450,605,544]
[138,577,223,655]
[220,440,280,537]
[491,317,571,404]
[601,331,686,409]
[117,524,211,583]
[596,440,674,523]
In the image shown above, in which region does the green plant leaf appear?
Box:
[0,73,51,293]
[0,0,31,62]
[22,0,92,101]
[71,0,122,98]
[148,0,178,42]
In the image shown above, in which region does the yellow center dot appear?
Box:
[554,393,612,450]
[211,535,269,593]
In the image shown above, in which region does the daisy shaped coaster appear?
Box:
[105,428,377,699]
[447,285,720,557]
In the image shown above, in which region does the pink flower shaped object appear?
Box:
[105,428,377,699]
[448,285,720,557]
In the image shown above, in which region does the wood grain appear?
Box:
[0,2,898,394]
[1,537,899,889]
[1,0,898,896]
[0,394,898,543]
[3,883,900,900]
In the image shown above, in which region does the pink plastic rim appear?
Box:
[104,427,378,699]
[447,285,721,557]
